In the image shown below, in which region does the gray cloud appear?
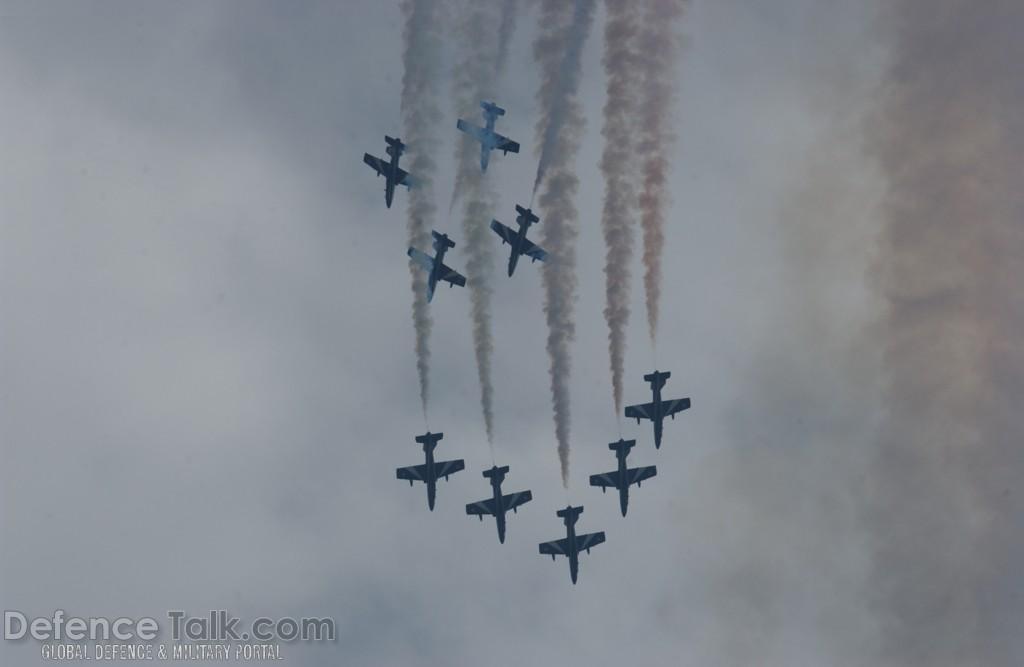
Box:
[864,2,1024,665]
[2,2,1018,666]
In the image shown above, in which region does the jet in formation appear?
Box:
[589,439,657,517]
[465,465,533,544]
[538,506,605,584]
[490,205,548,277]
[363,135,414,208]
[456,101,520,172]
[408,231,467,303]
[625,370,691,449]
[396,432,464,511]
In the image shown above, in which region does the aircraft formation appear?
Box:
[364,101,691,584]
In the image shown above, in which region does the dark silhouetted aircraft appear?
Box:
[396,432,464,511]
[538,506,605,584]
[465,465,533,543]
[490,205,548,276]
[408,231,467,302]
[589,439,657,516]
[625,370,691,449]
[456,101,520,172]
[363,136,414,208]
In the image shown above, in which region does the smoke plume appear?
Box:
[531,0,596,197]
[449,0,515,444]
[866,3,1024,665]
[400,0,446,414]
[599,0,641,414]
[532,0,596,485]
[636,0,687,344]
[495,0,519,80]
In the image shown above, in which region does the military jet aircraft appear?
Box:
[395,432,464,511]
[490,205,548,276]
[456,101,520,172]
[589,439,657,516]
[465,465,533,544]
[625,370,691,449]
[362,135,414,208]
[538,506,605,584]
[408,231,467,302]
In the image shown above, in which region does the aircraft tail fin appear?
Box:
[414,432,443,446]
[481,101,506,116]
[483,465,510,479]
[556,505,584,522]
[609,439,636,454]
[643,370,670,389]
[515,204,539,225]
[431,230,456,249]
[385,135,404,157]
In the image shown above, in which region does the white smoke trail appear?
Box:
[599,0,641,414]
[400,0,446,414]
[532,0,597,485]
[449,0,514,444]
[531,0,595,197]
[495,0,519,79]
[636,0,687,345]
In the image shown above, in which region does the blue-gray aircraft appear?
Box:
[538,506,606,584]
[625,370,691,449]
[465,465,533,544]
[407,231,467,302]
[589,439,657,516]
[456,101,520,172]
[490,205,548,276]
[362,135,414,208]
[396,432,464,511]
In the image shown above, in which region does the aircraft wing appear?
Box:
[539,537,571,558]
[363,153,386,176]
[625,465,657,487]
[625,401,656,422]
[493,133,520,154]
[519,237,548,262]
[489,219,517,245]
[456,119,486,144]
[574,531,606,552]
[434,459,465,479]
[466,497,498,517]
[394,166,414,189]
[407,247,435,274]
[589,470,622,490]
[501,490,533,512]
[663,398,691,418]
[438,263,467,287]
[396,463,429,482]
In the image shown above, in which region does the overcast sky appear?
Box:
[2,1,1020,666]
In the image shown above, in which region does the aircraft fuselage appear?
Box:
[650,384,666,449]
[615,453,631,517]
[565,520,580,584]
[383,151,404,208]
[478,114,499,171]
[506,221,534,276]
[422,447,437,510]
[487,477,509,543]
[426,244,450,302]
